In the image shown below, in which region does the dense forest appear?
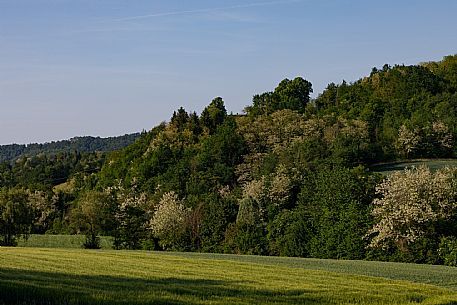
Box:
[0,133,140,163]
[1,55,457,266]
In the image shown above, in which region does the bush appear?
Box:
[439,236,457,266]
[83,234,101,249]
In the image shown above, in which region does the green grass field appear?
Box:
[1,248,457,305]
[17,234,114,249]
[370,159,457,175]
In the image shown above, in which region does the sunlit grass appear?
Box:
[17,234,114,249]
[166,252,457,291]
[1,248,457,304]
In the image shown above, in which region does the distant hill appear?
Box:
[0,133,141,163]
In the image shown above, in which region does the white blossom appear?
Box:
[150,191,189,239]
[367,165,457,249]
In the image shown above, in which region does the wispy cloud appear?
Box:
[114,0,302,22]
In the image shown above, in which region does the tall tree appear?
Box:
[71,191,115,249]
[201,97,227,134]
[0,188,33,246]
[274,77,313,113]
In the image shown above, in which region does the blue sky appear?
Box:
[0,0,456,144]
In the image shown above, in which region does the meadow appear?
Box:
[1,247,457,305]
[17,234,114,250]
[370,159,457,175]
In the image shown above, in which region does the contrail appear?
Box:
[115,0,302,21]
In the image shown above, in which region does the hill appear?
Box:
[315,55,457,161]
[1,55,457,267]
[0,133,141,191]
[0,133,141,163]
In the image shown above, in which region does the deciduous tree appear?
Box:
[0,188,33,246]
[71,190,114,249]
[367,166,457,251]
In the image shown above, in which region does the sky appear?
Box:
[0,0,456,145]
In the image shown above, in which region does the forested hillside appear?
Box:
[2,55,457,265]
[0,133,140,163]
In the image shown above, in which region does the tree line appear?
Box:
[0,133,140,163]
[1,55,457,266]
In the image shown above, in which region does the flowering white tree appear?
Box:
[28,190,56,233]
[431,121,453,151]
[395,121,453,158]
[267,165,293,207]
[367,166,457,250]
[107,182,152,249]
[396,125,421,158]
[150,191,189,249]
[237,165,295,226]
[236,177,266,226]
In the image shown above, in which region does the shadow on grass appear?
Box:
[0,268,320,305]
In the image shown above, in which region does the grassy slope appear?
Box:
[165,252,457,291]
[370,159,457,175]
[1,248,457,305]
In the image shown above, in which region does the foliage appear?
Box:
[0,188,33,246]
[0,151,105,191]
[298,166,378,259]
[396,121,453,158]
[70,191,115,249]
[245,77,313,115]
[102,182,153,250]
[315,57,457,161]
[367,166,457,251]
[150,191,189,250]
[3,55,457,266]
[439,236,457,266]
[267,209,311,257]
[0,133,140,163]
[198,190,238,252]
[27,190,57,234]
[200,97,227,134]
